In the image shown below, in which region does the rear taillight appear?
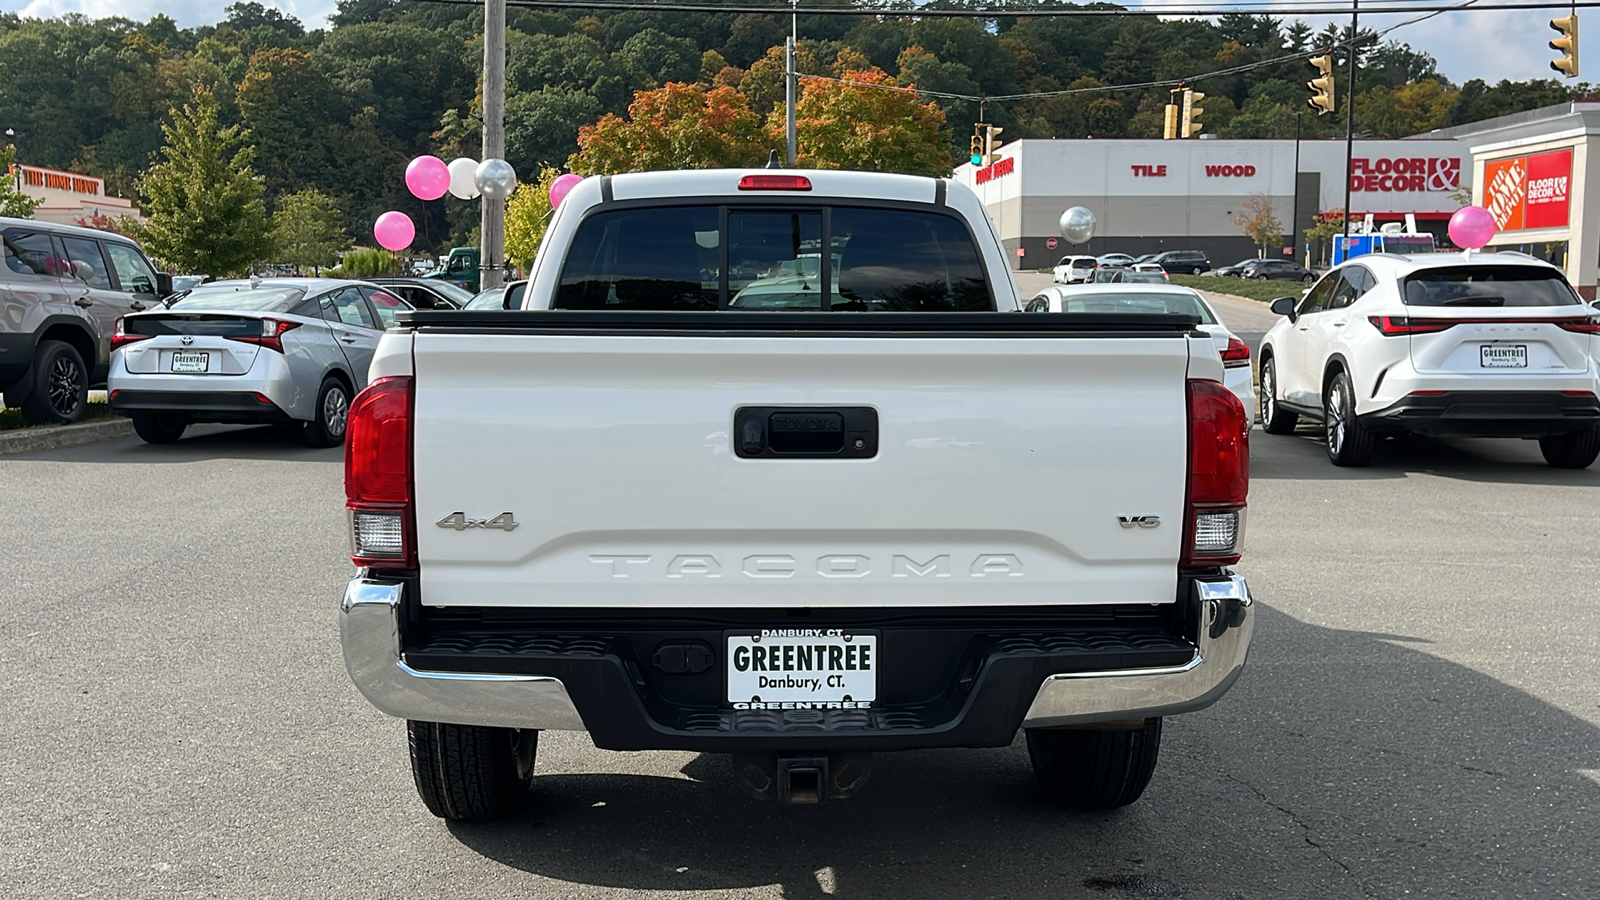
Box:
[227,318,302,353]
[111,316,151,351]
[1184,379,1248,568]
[345,376,414,568]
[737,174,812,191]
[1556,319,1600,334]
[1368,316,1454,336]
[1220,336,1251,368]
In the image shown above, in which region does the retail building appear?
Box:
[9,163,141,226]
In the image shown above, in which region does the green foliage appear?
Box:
[0,145,42,218]
[505,167,560,271]
[271,188,350,274]
[135,88,272,277]
[338,247,400,277]
[1168,274,1300,303]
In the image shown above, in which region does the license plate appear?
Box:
[171,351,209,373]
[1480,344,1527,368]
[726,630,877,708]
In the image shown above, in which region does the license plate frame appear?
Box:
[171,351,210,373]
[1479,344,1527,368]
[725,630,878,708]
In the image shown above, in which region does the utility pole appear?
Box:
[785,1,797,164]
[480,0,507,290]
[1340,0,1359,254]
[1291,110,1302,260]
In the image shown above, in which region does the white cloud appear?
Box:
[6,0,336,29]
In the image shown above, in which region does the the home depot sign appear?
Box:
[1483,148,1572,230]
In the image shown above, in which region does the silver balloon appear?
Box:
[1059,206,1096,244]
[474,158,518,201]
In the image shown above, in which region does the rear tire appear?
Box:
[1258,357,1297,435]
[1026,718,1162,810]
[19,340,88,425]
[1539,427,1600,468]
[1324,370,1375,466]
[407,721,537,821]
[303,377,350,448]
[131,412,187,444]
[1303,273,1317,285]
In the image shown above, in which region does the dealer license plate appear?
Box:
[171,351,209,373]
[726,630,877,708]
[1480,344,1527,368]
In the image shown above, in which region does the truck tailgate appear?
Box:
[412,326,1194,609]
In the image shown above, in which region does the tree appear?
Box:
[614,28,701,91]
[134,88,272,276]
[75,213,139,237]
[0,144,42,218]
[1304,208,1345,266]
[271,188,350,274]
[782,69,951,177]
[570,83,767,174]
[504,167,560,271]
[1234,193,1283,257]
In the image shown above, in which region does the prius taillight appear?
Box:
[345,376,414,568]
[227,318,302,353]
[1184,379,1248,568]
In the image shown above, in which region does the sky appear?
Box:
[1,0,1572,86]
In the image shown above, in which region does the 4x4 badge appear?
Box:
[437,512,519,531]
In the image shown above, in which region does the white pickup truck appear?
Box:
[339,169,1253,820]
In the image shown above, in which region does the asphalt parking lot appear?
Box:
[3,347,1598,898]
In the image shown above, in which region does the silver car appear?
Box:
[107,278,410,445]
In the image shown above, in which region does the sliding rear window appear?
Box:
[554,204,991,311]
[1403,266,1582,308]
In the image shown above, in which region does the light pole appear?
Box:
[1340,0,1360,255]
[1291,110,1302,261]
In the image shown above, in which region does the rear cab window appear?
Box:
[1403,265,1583,308]
[555,204,992,311]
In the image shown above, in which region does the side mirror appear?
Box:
[1270,296,1297,319]
[156,272,173,298]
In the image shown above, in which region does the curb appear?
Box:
[0,417,135,455]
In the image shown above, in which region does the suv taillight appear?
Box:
[1184,379,1248,567]
[345,376,414,568]
[1220,336,1251,368]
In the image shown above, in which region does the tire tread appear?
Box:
[1026,718,1162,810]
[407,720,526,821]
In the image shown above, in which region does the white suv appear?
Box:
[1051,255,1097,284]
[1258,252,1600,468]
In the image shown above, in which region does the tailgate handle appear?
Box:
[734,407,878,459]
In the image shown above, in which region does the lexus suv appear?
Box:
[1258,252,1600,468]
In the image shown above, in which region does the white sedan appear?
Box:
[1023,283,1255,421]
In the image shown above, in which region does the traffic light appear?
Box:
[1181,89,1204,138]
[1551,15,1579,78]
[970,129,983,166]
[984,124,1004,164]
[1307,54,1336,114]
[1163,102,1179,140]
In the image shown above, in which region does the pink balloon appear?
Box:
[1448,205,1496,250]
[373,211,415,252]
[549,173,583,209]
[405,156,450,201]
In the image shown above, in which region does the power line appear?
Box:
[408,0,1600,17]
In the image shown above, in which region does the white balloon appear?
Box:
[1059,206,1096,244]
[447,157,480,200]
[474,158,518,201]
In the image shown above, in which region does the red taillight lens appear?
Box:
[737,174,812,191]
[1368,315,1455,336]
[1184,379,1248,568]
[227,318,302,353]
[1220,336,1251,368]
[346,376,414,568]
[111,316,151,351]
[1556,319,1600,334]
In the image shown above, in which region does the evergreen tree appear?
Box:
[135,88,272,276]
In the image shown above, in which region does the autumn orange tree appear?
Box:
[568,83,767,174]
[780,70,951,178]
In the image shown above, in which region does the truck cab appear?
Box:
[425,246,479,293]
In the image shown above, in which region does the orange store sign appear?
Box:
[1483,148,1572,231]
[13,164,102,196]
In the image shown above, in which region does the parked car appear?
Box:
[1096,253,1135,267]
[462,280,528,310]
[1024,283,1255,420]
[339,168,1253,821]
[1212,259,1260,278]
[1258,253,1600,467]
[170,274,209,293]
[0,217,173,424]
[1051,255,1098,284]
[1088,265,1127,283]
[1151,250,1211,275]
[369,277,476,310]
[1130,263,1170,281]
[1240,259,1317,284]
[108,277,412,446]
